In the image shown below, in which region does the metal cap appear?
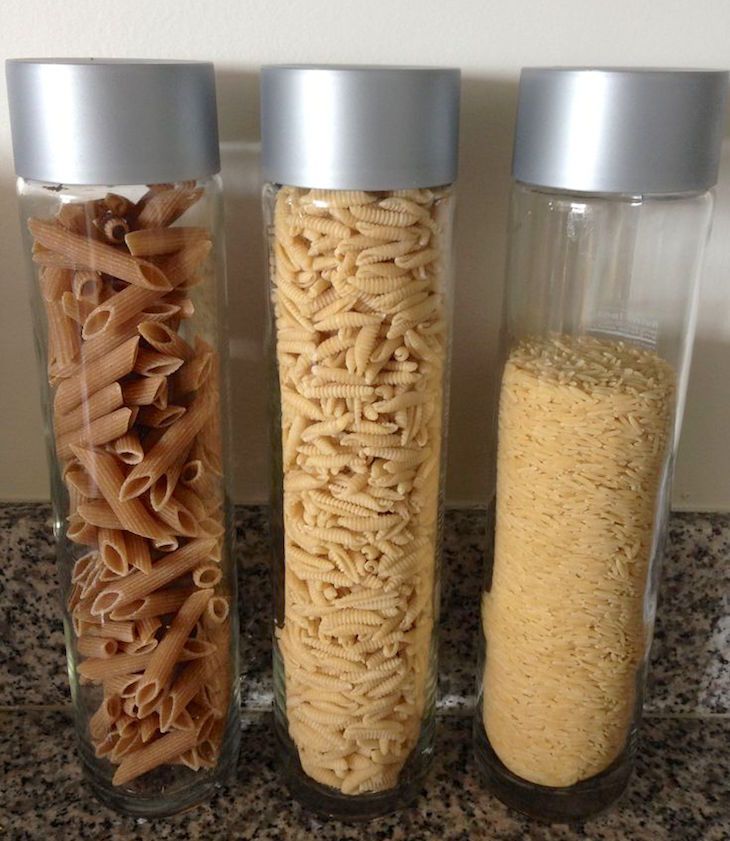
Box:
[6,59,220,185]
[513,67,729,194]
[261,65,460,190]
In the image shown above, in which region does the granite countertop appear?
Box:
[1,504,728,840]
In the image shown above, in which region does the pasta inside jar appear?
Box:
[269,185,453,796]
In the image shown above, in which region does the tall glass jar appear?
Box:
[261,65,460,818]
[7,59,239,817]
[474,68,728,821]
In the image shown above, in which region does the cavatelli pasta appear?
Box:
[269,185,451,794]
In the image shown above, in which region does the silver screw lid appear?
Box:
[261,65,460,190]
[6,59,220,185]
[513,67,728,195]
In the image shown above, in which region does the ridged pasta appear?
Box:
[28,183,233,787]
[270,184,451,795]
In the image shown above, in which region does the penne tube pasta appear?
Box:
[112,728,198,786]
[54,382,123,437]
[67,515,99,546]
[120,385,214,500]
[133,347,184,377]
[138,301,181,323]
[77,635,118,658]
[137,404,186,428]
[140,712,161,743]
[138,321,194,361]
[109,587,195,622]
[204,596,230,626]
[192,564,222,589]
[85,621,135,644]
[156,497,200,537]
[71,552,97,584]
[109,430,144,465]
[45,299,81,369]
[77,499,123,530]
[61,290,95,326]
[33,241,90,270]
[77,651,153,681]
[91,538,215,615]
[104,674,141,699]
[89,695,122,740]
[126,533,153,574]
[56,407,134,459]
[149,447,189,511]
[172,486,206,523]
[174,352,213,395]
[121,376,167,408]
[83,286,163,339]
[154,240,211,286]
[110,728,144,763]
[71,446,170,542]
[163,291,196,316]
[72,270,104,304]
[135,616,162,643]
[158,658,208,732]
[54,335,139,414]
[28,218,171,291]
[98,528,130,576]
[56,199,98,234]
[39,266,73,301]
[179,637,216,660]
[125,226,210,257]
[135,588,212,706]
[136,186,203,229]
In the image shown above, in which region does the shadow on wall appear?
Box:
[213,70,523,505]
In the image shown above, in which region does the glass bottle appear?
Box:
[7,58,240,817]
[474,67,728,821]
[261,65,460,818]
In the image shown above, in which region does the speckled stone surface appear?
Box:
[1,710,728,841]
[2,504,727,716]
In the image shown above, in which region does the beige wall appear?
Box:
[1,0,729,509]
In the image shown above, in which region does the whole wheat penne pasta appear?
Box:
[156,497,200,537]
[56,199,98,234]
[137,405,186,428]
[98,528,130,576]
[138,301,182,324]
[172,485,207,521]
[61,290,95,326]
[71,446,170,542]
[94,730,121,758]
[33,241,91,270]
[89,695,122,740]
[54,335,139,414]
[126,533,153,574]
[204,596,230,626]
[134,347,184,377]
[125,226,209,257]
[71,551,97,584]
[179,637,216,660]
[72,270,104,304]
[45,298,81,367]
[150,447,189,511]
[153,240,211,286]
[192,564,222,589]
[135,588,212,706]
[174,351,213,395]
[77,635,118,658]
[112,728,198,786]
[110,727,144,763]
[92,538,215,615]
[28,218,171,291]
[103,674,141,699]
[66,512,99,546]
[109,431,144,465]
[120,386,214,500]
[163,291,196,316]
[109,587,195,622]
[121,376,167,408]
[78,651,153,681]
[138,321,194,361]
[85,621,136,644]
[83,286,162,339]
[77,499,123,530]
[56,407,134,459]
[158,658,208,731]
[135,616,162,643]
[54,383,124,438]
[65,470,100,507]
[136,186,203,229]
[39,266,73,301]
[139,712,161,744]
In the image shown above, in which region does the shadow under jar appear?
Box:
[474,68,728,822]
[7,59,240,817]
[261,65,460,819]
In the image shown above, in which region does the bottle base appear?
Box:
[473,717,633,823]
[274,716,430,821]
